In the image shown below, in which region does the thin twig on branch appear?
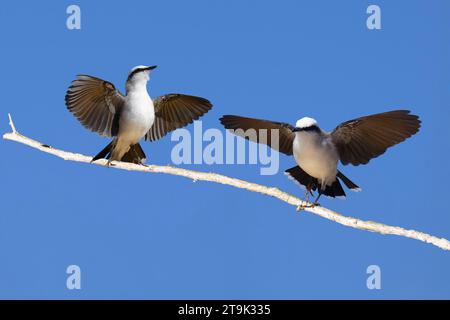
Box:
[3,113,450,251]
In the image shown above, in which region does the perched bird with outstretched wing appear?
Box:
[220,110,421,204]
[65,65,212,165]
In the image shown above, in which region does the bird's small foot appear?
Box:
[296,203,314,211]
[296,202,319,211]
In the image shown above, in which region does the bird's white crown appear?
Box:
[295,117,318,129]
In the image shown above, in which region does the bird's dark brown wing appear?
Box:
[145,94,212,141]
[330,110,421,166]
[219,115,295,155]
[65,75,125,137]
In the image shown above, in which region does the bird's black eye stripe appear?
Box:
[301,125,320,132]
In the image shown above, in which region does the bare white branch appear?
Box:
[3,114,450,251]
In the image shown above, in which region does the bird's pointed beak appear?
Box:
[292,127,301,132]
[147,65,157,71]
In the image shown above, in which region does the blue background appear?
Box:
[1,0,449,299]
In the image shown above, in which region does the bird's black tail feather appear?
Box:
[92,140,115,162]
[337,171,361,191]
[285,165,317,195]
[121,143,146,164]
[285,166,349,198]
[91,141,146,164]
[321,178,346,199]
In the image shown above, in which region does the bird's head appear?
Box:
[126,65,157,84]
[292,117,320,133]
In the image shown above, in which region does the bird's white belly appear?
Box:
[293,134,338,185]
[119,96,155,144]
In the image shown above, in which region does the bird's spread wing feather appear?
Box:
[330,110,421,166]
[65,75,125,137]
[219,115,295,155]
[146,94,212,141]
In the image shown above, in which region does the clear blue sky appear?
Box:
[1,0,449,299]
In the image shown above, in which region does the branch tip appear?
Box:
[7,113,17,133]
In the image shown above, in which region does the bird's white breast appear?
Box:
[119,91,155,144]
[293,131,339,186]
